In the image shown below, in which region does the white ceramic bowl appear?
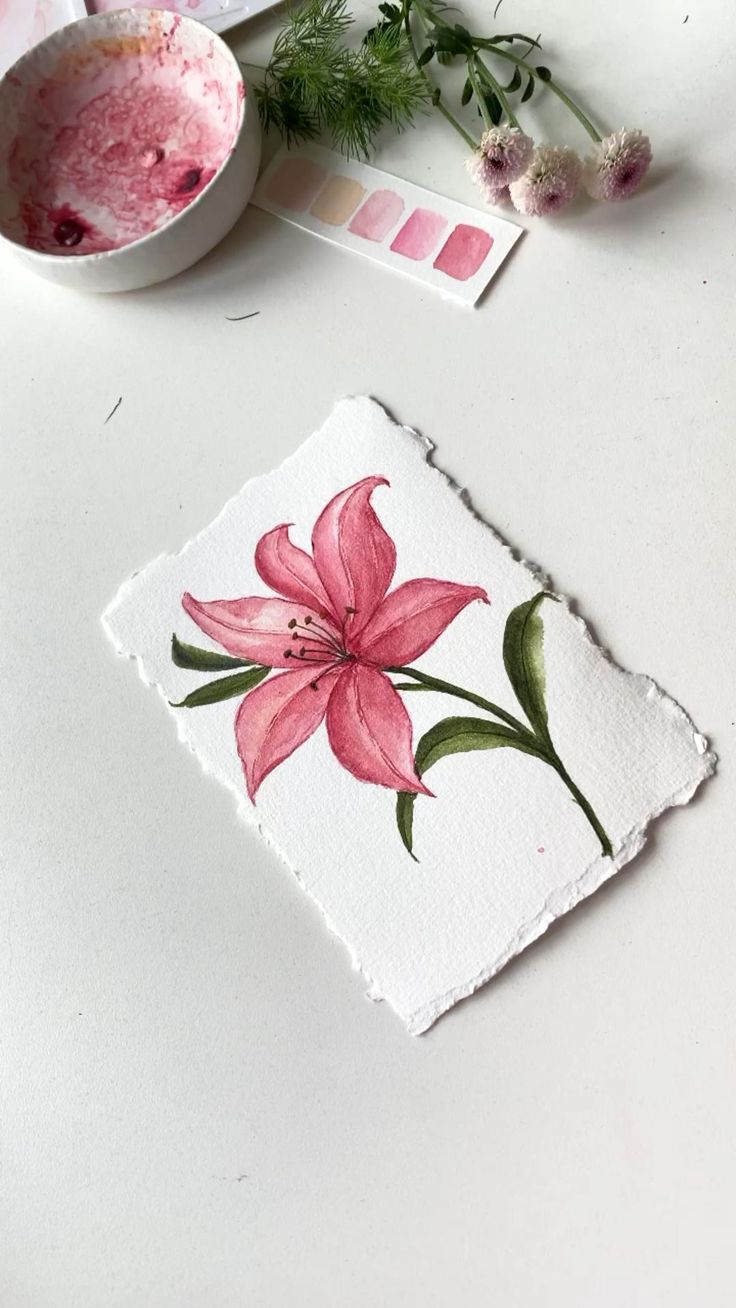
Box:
[0,8,260,291]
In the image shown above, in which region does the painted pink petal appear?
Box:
[326,663,432,795]
[311,476,396,640]
[254,523,333,616]
[182,592,340,668]
[236,664,341,800]
[355,578,489,667]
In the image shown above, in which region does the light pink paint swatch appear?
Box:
[348,189,404,242]
[390,208,447,261]
[263,157,328,212]
[434,224,493,282]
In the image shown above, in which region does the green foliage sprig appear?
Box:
[254,0,429,158]
[253,0,653,213]
[254,0,598,158]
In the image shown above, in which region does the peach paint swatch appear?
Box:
[253,144,523,306]
[310,176,365,225]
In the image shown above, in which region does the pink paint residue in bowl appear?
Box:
[0,9,245,255]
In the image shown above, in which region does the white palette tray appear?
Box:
[0,0,278,78]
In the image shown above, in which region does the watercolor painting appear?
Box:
[104,397,713,1033]
[172,476,612,858]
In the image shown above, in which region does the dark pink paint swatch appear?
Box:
[390,208,447,261]
[433,224,493,281]
[349,189,404,242]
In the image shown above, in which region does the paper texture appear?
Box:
[103,398,714,1033]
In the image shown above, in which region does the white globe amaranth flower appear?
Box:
[465,126,534,203]
[508,144,583,217]
[583,127,653,201]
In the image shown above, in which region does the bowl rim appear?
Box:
[0,6,249,265]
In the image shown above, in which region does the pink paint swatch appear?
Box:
[433,224,493,281]
[390,208,447,261]
[349,189,404,242]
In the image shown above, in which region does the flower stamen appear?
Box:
[288,618,342,654]
[292,649,336,664]
[309,665,339,691]
[303,616,342,647]
[341,605,357,644]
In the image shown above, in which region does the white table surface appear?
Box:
[2,2,734,1304]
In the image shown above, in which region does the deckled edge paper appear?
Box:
[102,398,716,1033]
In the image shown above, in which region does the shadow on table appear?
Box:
[127,202,317,311]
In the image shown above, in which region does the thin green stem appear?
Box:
[391,662,613,857]
[388,665,531,736]
[411,0,603,142]
[466,56,493,130]
[474,56,520,128]
[474,43,602,141]
[403,10,476,149]
[551,758,613,857]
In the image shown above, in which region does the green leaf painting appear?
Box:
[169,478,611,860]
[171,634,255,672]
[501,590,557,749]
[397,717,543,858]
[395,593,612,860]
[170,666,270,708]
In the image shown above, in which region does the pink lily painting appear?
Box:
[172,475,612,859]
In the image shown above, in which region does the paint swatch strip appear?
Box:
[252,144,523,306]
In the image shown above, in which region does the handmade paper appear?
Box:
[103,398,714,1033]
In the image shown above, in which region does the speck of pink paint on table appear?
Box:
[433,224,493,281]
[537,846,545,853]
[348,189,404,242]
[390,208,447,261]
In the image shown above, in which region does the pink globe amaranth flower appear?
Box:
[583,128,653,201]
[466,126,534,203]
[508,144,583,217]
[182,477,489,800]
